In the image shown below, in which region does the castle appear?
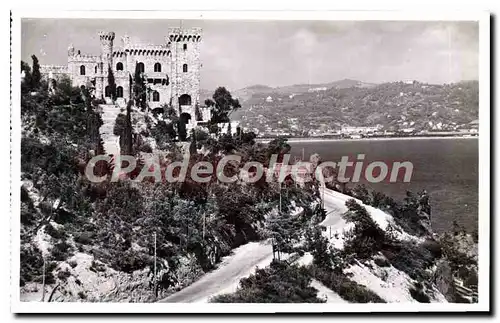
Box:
[40,28,210,129]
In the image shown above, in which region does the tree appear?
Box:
[31,55,41,90]
[21,61,33,94]
[189,129,197,155]
[120,100,134,155]
[177,119,187,142]
[107,66,117,102]
[133,63,147,110]
[304,226,331,268]
[205,87,241,133]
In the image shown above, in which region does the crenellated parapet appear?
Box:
[98,31,116,41]
[122,48,171,56]
[167,27,202,42]
[40,65,68,75]
[68,53,101,63]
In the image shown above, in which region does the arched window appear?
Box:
[105,86,111,98]
[183,43,187,51]
[179,94,192,106]
[116,62,123,71]
[182,64,188,73]
[137,62,145,73]
[116,86,123,98]
[154,63,161,72]
[80,65,86,75]
[152,91,160,102]
[95,65,98,74]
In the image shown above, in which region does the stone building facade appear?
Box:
[40,28,210,128]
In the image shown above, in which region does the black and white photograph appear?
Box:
[9,9,490,313]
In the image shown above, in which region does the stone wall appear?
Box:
[40,29,207,122]
[169,28,202,118]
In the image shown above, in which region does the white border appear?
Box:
[10,9,491,313]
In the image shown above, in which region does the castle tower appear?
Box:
[168,27,202,129]
[97,31,115,100]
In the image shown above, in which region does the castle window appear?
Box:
[105,86,111,98]
[183,64,188,73]
[116,62,123,71]
[116,86,123,98]
[183,44,187,51]
[95,65,98,74]
[152,91,160,102]
[137,62,145,73]
[179,94,192,106]
[80,65,86,75]
[154,63,161,72]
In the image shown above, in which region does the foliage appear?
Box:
[31,55,41,90]
[309,265,386,303]
[133,63,147,110]
[304,226,333,268]
[342,199,388,259]
[381,240,435,280]
[120,100,134,155]
[107,66,117,101]
[113,113,127,136]
[351,184,371,205]
[205,87,241,133]
[210,261,324,303]
[189,129,197,154]
[238,81,479,136]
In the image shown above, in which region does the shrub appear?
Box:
[342,199,387,259]
[210,261,324,303]
[109,249,147,273]
[409,285,431,303]
[57,268,71,281]
[74,231,95,245]
[113,114,127,136]
[89,260,106,273]
[45,224,68,240]
[50,241,73,261]
[138,143,153,153]
[309,265,385,303]
[382,241,434,280]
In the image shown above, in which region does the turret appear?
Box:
[68,44,75,57]
[98,31,115,68]
[167,27,203,116]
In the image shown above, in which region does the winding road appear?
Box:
[160,187,347,303]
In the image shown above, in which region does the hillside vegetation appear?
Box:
[235,80,478,135]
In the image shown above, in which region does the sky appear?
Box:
[21,19,479,91]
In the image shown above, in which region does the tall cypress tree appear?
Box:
[189,129,197,154]
[107,66,117,102]
[133,63,147,110]
[31,55,41,90]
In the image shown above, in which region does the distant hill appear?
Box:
[227,79,376,103]
[200,79,376,105]
[234,80,479,133]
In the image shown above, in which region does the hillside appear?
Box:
[225,79,376,104]
[233,80,478,136]
[19,59,478,305]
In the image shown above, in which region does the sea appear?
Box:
[288,137,479,234]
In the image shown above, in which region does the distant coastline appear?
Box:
[255,136,479,143]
